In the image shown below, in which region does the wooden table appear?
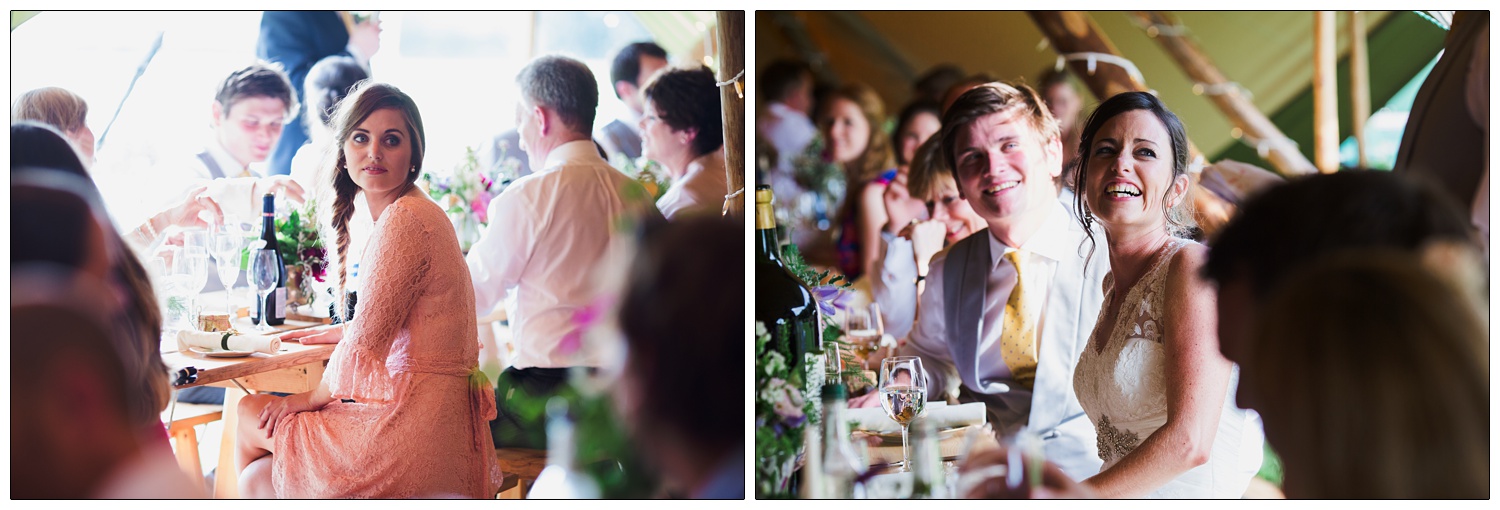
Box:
[161,309,334,499]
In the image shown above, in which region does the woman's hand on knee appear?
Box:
[257,392,317,439]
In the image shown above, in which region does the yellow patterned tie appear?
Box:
[1002,250,1038,389]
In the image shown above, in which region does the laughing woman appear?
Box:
[1069,92,1262,498]
[234,82,501,498]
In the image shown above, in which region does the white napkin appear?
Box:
[177,330,280,354]
[846,401,987,434]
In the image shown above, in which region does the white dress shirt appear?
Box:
[466,140,662,370]
[656,151,728,220]
[870,232,918,340]
[757,101,816,174]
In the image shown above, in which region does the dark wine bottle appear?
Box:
[754,185,824,395]
[253,193,287,326]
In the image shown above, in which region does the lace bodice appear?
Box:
[1071,237,1262,498]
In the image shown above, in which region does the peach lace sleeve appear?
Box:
[323,201,432,402]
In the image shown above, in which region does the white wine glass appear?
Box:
[249,249,279,333]
[880,356,928,472]
[845,307,879,366]
[175,247,210,330]
[211,223,245,318]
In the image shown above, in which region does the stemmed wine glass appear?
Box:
[175,246,210,330]
[249,249,280,333]
[211,223,245,319]
[880,356,928,472]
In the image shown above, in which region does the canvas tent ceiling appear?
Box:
[756,11,1448,170]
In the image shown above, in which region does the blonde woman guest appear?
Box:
[234,82,500,498]
[640,65,727,220]
[1070,91,1260,498]
[819,83,896,282]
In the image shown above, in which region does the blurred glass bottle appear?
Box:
[804,383,863,499]
[527,398,600,499]
[909,415,947,498]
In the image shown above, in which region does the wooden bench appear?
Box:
[161,402,224,481]
[495,448,547,499]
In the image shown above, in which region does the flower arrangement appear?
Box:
[610,153,671,203]
[275,199,328,306]
[422,146,509,252]
[754,321,807,498]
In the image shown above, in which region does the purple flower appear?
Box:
[811,285,850,317]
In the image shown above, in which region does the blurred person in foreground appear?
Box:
[1245,251,1487,498]
[1202,170,1486,499]
[11,106,224,252]
[12,265,205,499]
[640,65,727,220]
[615,215,745,499]
[13,152,180,464]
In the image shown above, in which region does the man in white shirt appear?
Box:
[861,82,1108,481]
[190,62,307,223]
[755,59,817,201]
[468,55,662,448]
[598,41,668,163]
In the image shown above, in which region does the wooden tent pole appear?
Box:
[716,11,746,218]
[1132,11,1318,176]
[1349,11,1371,169]
[1313,11,1340,173]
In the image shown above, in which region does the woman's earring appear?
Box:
[410,166,417,174]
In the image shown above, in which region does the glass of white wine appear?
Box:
[879,356,927,472]
[845,306,880,366]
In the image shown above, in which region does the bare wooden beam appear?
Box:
[717,11,746,218]
[827,11,917,83]
[769,11,839,87]
[1349,11,1371,168]
[1132,11,1318,176]
[1313,11,1340,173]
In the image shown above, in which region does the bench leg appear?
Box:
[172,426,203,481]
[214,387,246,498]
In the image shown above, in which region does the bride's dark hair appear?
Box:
[1072,91,1194,263]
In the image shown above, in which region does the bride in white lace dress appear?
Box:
[1068,92,1262,498]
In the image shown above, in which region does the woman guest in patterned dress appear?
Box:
[1068,92,1261,498]
[234,81,501,498]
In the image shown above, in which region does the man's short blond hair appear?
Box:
[937,81,1060,182]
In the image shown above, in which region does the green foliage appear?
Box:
[754,321,808,498]
[499,371,659,498]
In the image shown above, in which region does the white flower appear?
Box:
[763,350,787,376]
[763,377,805,421]
[755,321,768,337]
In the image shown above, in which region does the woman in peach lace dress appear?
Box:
[234,81,500,498]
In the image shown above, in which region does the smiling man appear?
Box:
[890,82,1110,481]
[183,62,307,223]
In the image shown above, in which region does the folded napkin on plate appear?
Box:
[847,401,987,434]
[177,330,280,354]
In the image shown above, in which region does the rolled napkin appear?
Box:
[177,329,280,355]
[846,400,987,434]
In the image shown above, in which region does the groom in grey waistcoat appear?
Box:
[880,82,1109,481]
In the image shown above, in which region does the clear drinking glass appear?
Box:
[879,356,928,472]
[845,307,878,360]
[211,224,244,318]
[249,249,279,333]
[824,341,845,387]
[176,247,210,329]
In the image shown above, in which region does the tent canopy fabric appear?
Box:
[756,11,1446,169]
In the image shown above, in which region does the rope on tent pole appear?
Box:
[716,69,745,99]
[1192,81,1254,101]
[1231,127,1299,160]
[722,187,745,217]
[1054,52,1152,93]
[1128,15,1190,38]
